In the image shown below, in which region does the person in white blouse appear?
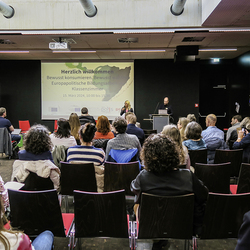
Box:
[50,118,77,148]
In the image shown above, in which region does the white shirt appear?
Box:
[50,134,77,148]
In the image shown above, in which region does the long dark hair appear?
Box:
[54,118,71,138]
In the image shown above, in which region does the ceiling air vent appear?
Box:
[118,38,138,43]
[182,37,205,42]
[0,39,15,44]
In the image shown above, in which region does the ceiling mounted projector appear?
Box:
[49,42,71,51]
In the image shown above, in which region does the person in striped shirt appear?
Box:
[67,123,105,192]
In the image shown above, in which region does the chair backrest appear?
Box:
[143,129,157,138]
[107,148,138,163]
[214,149,243,177]
[237,163,250,194]
[20,171,54,191]
[8,189,66,237]
[194,162,231,194]
[60,162,97,195]
[104,161,140,195]
[18,120,31,132]
[188,149,207,167]
[54,120,58,131]
[0,127,12,156]
[200,192,250,239]
[138,193,194,239]
[74,189,128,238]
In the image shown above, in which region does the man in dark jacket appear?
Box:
[78,107,96,126]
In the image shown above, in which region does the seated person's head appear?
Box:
[177,117,189,130]
[79,123,97,143]
[96,115,111,135]
[141,134,180,173]
[185,121,203,140]
[55,118,71,138]
[206,114,217,127]
[124,111,134,120]
[162,124,181,145]
[81,107,88,115]
[240,117,250,129]
[24,124,52,154]
[126,113,137,124]
[187,114,196,122]
[112,117,127,134]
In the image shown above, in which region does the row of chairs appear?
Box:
[8,188,250,250]
[189,148,243,178]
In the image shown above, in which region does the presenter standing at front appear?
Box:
[120,100,133,116]
[158,97,173,116]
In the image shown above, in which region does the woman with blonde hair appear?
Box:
[69,113,81,145]
[177,117,190,142]
[0,194,54,249]
[120,100,133,116]
[162,124,190,169]
[94,115,114,139]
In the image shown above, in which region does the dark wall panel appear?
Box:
[134,59,200,129]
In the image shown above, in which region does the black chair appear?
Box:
[199,192,250,240]
[214,149,243,178]
[8,189,74,239]
[60,162,97,212]
[194,162,231,193]
[230,163,250,194]
[136,193,195,250]
[143,129,157,138]
[73,190,130,249]
[104,161,140,196]
[188,149,207,168]
[20,171,54,191]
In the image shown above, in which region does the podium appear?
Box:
[152,114,169,133]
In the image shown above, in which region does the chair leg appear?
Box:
[192,236,197,250]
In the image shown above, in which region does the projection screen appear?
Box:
[41,62,134,120]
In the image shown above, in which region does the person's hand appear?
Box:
[237,130,244,141]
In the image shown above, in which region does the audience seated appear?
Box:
[11,124,60,191]
[233,122,250,163]
[67,123,105,192]
[229,117,250,149]
[177,117,189,142]
[78,107,96,125]
[201,114,228,163]
[226,115,242,146]
[183,121,206,150]
[0,196,54,250]
[0,107,21,144]
[125,112,145,146]
[130,134,208,240]
[105,116,141,160]
[187,113,196,122]
[68,112,81,145]
[50,118,77,148]
[162,124,190,169]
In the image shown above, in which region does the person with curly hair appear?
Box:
[162,124,190,169]
[18,124,53,161]
[69,113,81,145]
[11,125,60,190]
[0,194,54,250]
[67,123,105,192]
[50,118,77,148]
[131,134,208,238]
[94,115,114,139]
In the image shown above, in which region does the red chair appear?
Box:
[54,120,58,132]
[19,120,30,133]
